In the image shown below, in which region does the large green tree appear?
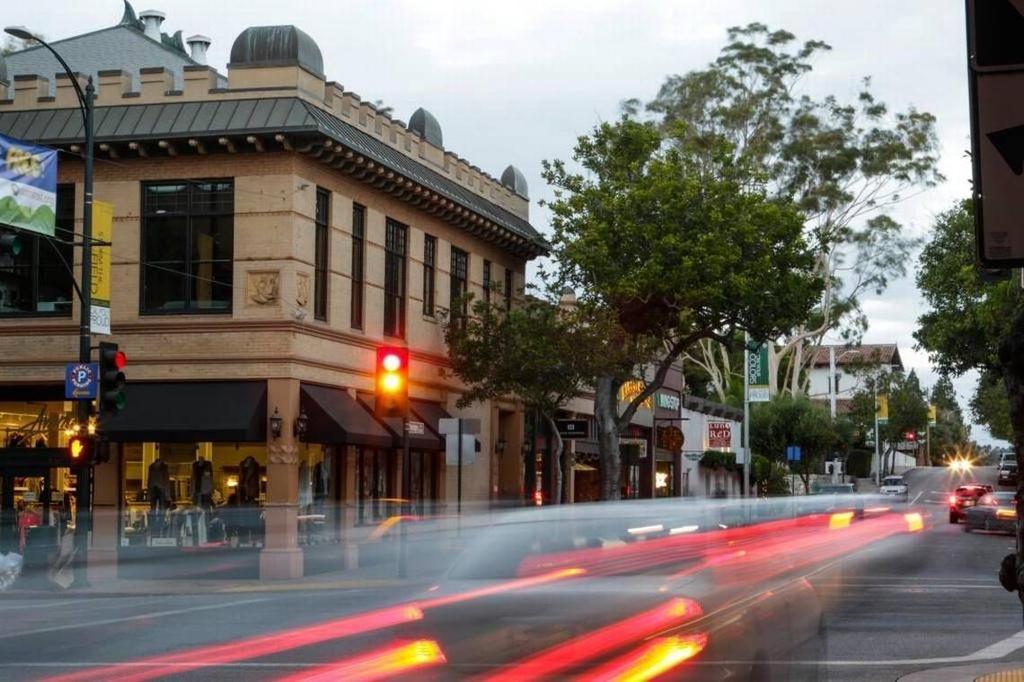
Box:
[929,375,970,463]
[648,23,941,400]
[543,114,822,500]
[443,294,632,504]
[971,370,1013,443]
[750,395,841,493]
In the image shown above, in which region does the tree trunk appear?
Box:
[544,414,566,505]
[998,304,1024,603]
[595,375,623,501]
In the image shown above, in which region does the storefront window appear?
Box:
[357,448,394,525]
[656,460,675,497]
[121,442,266,548]
[298,443,336,546]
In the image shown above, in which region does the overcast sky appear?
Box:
[8,1,991,442]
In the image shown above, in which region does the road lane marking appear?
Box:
[911,491,924,504]
[0,598,269,640]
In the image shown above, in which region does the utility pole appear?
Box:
[829,345,837,419]
[743,333,750,498]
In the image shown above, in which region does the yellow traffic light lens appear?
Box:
[70,439,85,459]
[382,353,402,372]
[382,374,402,393]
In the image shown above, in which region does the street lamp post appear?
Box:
[6,26,95,587]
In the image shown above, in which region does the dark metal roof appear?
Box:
[501,164,528,199]
[229,26,324,79]
[0,97,544,248]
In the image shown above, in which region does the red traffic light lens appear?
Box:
[114,350,127,370]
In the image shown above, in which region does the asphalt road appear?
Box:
[0,467,1021,681]
[814,464,1024,681]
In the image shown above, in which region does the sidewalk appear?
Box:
[899,663,1024,681]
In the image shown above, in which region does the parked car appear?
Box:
[964,492,1018,533]
[949,484,995,523]
[879,476,909,498]
[999,462,1018,486]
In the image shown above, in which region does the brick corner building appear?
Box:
[0,4,545,580]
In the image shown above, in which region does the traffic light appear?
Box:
[67,434,93,466]
[98,341,127,417]
[0,232,21,256]
[375,346,408,418]
[905,431,917,442]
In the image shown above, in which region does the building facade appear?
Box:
[0,8,545,579]
[807,344,904,415]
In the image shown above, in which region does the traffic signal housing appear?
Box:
[67,434,93,466]
[98,342,127,417]
[375,346,408,418]
[0,233,21,256]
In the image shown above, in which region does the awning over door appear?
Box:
[357,395,444,450]
[103,381,267,443]
[301,384,394,448]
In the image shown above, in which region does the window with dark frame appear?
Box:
[141,180,233,314]
[314,188,330,321]
[383,218,408,339]
[350,204,365,329]
[483,259,492,305]
[504,268,513,311]
[450,246,469,319]
[423,234,436,316]
[0,184,75,316]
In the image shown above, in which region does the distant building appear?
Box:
[807,344,904,415]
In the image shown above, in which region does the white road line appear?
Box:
[0,598,269,640]
[911,491,924,504]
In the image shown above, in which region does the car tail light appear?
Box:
[949,495,957,505]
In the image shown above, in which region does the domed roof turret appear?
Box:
[501,165,528,199]
[229,25,324,78]
[409,108,443,148]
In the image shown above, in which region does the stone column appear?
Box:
[260,378,303,579]
[88,446,120,582]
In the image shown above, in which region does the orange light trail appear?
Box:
[277,639,446,682]
[480,598,702,681]
[577,633,709,682]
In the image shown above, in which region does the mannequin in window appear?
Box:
[148,457,171,536]
[238,456,260,505]
[191,456,214,510]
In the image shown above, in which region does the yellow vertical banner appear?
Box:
[928,404,937,426]
[90,200,113,335]
[876,394,889,424]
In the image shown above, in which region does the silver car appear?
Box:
[880,476,909,497]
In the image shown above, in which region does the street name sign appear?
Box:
[406,421,425,435]
[967,0,1024,264]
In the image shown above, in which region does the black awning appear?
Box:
[357,395,444,451]
[103,381,266,443]
[301,384,393,448]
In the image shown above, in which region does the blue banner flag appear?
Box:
[0,133,58,237]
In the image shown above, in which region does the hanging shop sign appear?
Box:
[707,421,733,448]
[656,425,684,452]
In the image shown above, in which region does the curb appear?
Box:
[899,663,1024,681]
[2,578,427,598]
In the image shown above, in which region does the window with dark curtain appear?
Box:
[450,247,469,319]
[350,204,365,329]
[483,259,492,305]
[314,188,330,321]
[423,234,436,316]
[141,180,233,314]
[0,184,75,316]
[504,268,513,312]
[383,218,408,338]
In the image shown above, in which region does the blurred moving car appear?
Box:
[964,492,1017,533]
[998,461,1018,486]
[879,476,909,498]
[949,484,994,524]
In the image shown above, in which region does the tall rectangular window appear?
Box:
[450,247,469,319]
[383,218,408,338]
[314,188,330,321]
[423,234,436,316]
[350,204,365,329]
[0,184,75,316]
[141,180,233,314]
[504,268,513,312]
[483,259,492,305]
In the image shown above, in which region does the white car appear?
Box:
[880,476,909,497]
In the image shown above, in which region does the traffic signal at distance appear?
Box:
[375,346,408,418]
[0,233,21,256]
[98,341,127,417]
[67,434,93,466]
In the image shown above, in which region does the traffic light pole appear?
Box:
[398,414,411,579]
